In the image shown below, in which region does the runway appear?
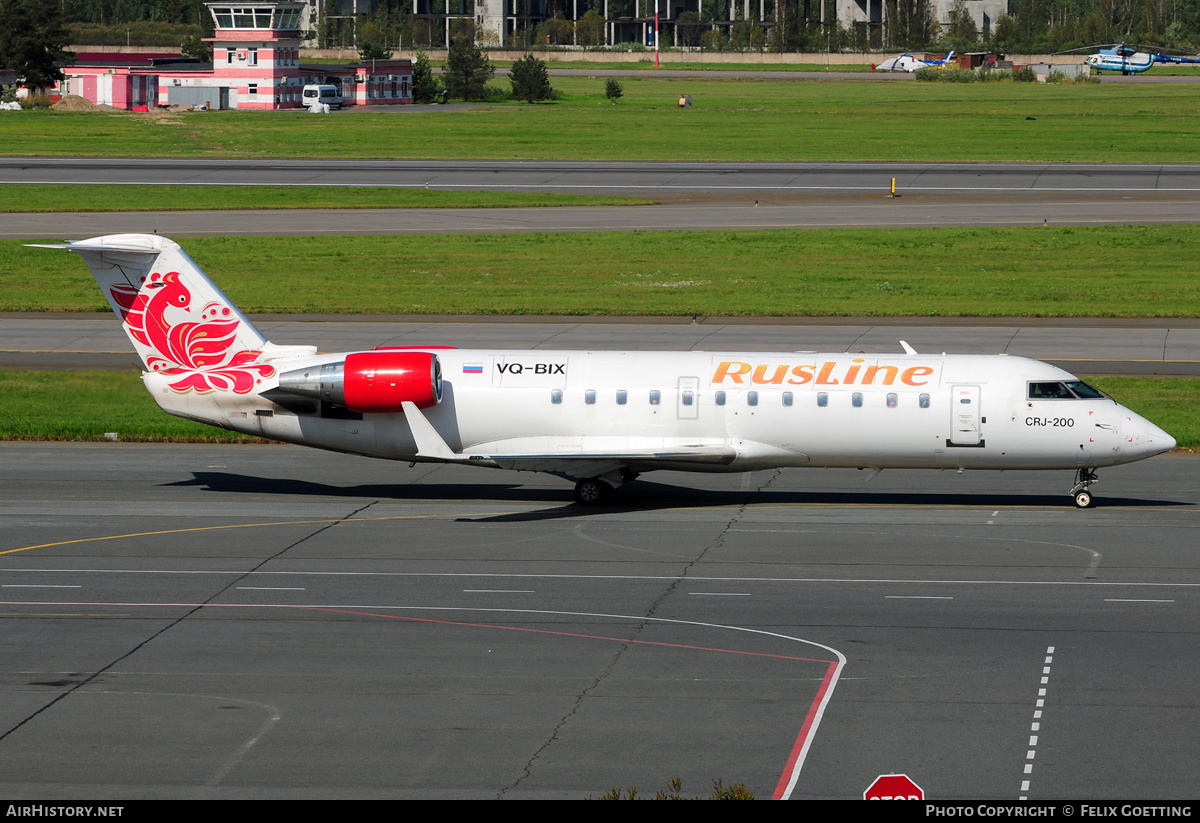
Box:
[12,194,1200,238]
[7,158,1200,195]
[6,313,1200,375]
[8,159,1200,237]
[1,443,1195,799]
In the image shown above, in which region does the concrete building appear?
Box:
[381,0,1005,48]
[840,0,1006,47]
[60,2,412,110]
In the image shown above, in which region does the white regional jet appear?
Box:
[40,234,1176,508]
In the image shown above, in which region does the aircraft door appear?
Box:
[677,376,699,420]
[950,385,982,445]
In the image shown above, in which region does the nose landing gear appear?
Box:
[1070,468,1099,508]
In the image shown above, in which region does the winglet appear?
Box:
[900,340,918,355]
[401,401,460,460]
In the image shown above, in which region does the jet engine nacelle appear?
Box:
[277,351,442,413]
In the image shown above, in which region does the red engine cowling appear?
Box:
[343,351,442,414]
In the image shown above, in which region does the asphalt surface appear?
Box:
[12,195,1200,237]
[5,314,1200,375]
[7,158,1200,194]
[1,443,1195,799]
[8,159,1200,237]
[5,154,1198,800]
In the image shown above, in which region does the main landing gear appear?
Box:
[574,478,613,506]
[573,470,639,506]
[1069,468,1099,508]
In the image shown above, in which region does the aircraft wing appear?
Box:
[402,401,736,475]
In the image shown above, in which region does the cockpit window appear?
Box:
[1064,381,1105,399]
[1029,381,1105,400]
[1028,382,1074,400]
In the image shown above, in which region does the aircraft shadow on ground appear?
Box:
[165,472,1186,522]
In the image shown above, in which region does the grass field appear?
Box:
[2,370,1193,448]
[5,226,1198,317]
[303,56,875,71]
[7,76,1200,162]
[0,185,652,213]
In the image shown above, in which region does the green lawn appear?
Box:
[0,185,652,213]
[305,56,874,71]
[2,370,1194,448]
[0,371,256,442]
[6,226,1199,317]
[8,76,1200,162]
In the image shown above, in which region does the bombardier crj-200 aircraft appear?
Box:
[40,234,1176,508]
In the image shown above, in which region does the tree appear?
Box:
[180,34,212,62]
[676,11,706,48]
[700,28,728,51]
[0,0,73,90]
[444,34,494,101]
[576,9,607,46]
[357,19,394,62]
[509,52,552,103]
[545,13,574,45]
[411,50,440,103]
[945,0,979,50]
[604,78,623,100]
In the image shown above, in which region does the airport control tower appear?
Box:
[207,2,307,109]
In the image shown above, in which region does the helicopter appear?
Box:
[874,51,956,72]
[1068,43,1200,75]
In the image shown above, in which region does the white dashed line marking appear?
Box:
[1021,645,1054,800]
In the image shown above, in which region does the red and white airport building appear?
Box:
[59,2,412,111]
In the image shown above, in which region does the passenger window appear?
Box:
[585,390,596,404]
[747,391,758,406]
[616,390,627,405]
[782,392,793,406]
[649,390,661,405]
[887,393,898,408]
[817,392,828,407]
[551,389,562,404]
[682,391,694,406]
[852,392,863,407]
[715,391,726,406]
[919,393,930,408]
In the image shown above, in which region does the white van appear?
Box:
[302,84,343,110]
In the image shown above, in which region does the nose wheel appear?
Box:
[1070,468,1098,508]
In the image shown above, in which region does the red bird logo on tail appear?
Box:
[112,270,274,394]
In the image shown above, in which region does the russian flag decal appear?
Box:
[463,363,483,374]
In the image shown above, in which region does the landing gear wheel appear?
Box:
[574,478,612,506]
[1069,468,1099,509]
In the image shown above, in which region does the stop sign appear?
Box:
[864,774,924,800]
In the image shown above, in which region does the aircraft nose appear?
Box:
[1146,421,1177,455]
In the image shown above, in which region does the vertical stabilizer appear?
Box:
[31,234,275,394]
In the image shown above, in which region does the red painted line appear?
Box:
[306,606,838,663]
[772,659,840,800]
[0,600,836,665]
[7,598,841,793]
